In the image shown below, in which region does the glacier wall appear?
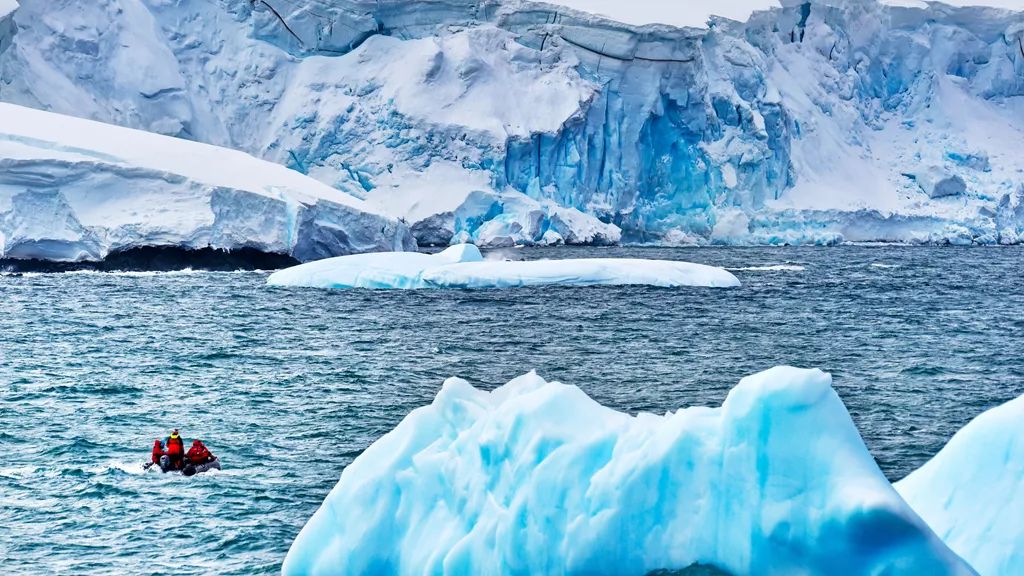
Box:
[283,367,976,576]
[2,0,1023,245]
[0,102,414,263]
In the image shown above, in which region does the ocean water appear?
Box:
[1,246,1022,575]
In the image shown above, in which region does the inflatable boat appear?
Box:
[182,457,221,477]
[153,455,222,476]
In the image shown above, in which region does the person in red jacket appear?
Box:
[186,439,214,465]
[151,440,164,465]
[182,439,220,476]
[164,429,185,471]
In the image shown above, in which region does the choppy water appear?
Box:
[1,246,1022,575]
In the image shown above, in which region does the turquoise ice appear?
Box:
[283,367,974,576]
[898,394,1024,576]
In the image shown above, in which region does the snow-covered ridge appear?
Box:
[2,0,1023,245]
[283,367,974,575]
[0,103,414,262]
[897,393,1024,576]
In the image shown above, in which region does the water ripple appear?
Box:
[1,246,1022,574]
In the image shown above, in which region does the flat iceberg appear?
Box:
[0,102,414,263]
[266,245,739,289]
[422,258,740,288]
[283,367,974,576]
[896,394,1024,576]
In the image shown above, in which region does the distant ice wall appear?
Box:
[0,102,415,263]
[2,0,1023,245]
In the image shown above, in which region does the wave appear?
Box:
[727,264,805,272]
[90,460,152,476]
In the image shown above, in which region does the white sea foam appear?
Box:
[728,264,806,272]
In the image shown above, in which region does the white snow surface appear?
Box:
[0,0,17,20]
[267,244,739,289]
[283,367,974,576]
[540,0,783,28]
[422,257,741,288]
[0,102,413,262]
[897,393,1024,576]
[541,0,1022,29]
[266,244,486,290]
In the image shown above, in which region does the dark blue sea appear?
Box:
[2,246,1022,574]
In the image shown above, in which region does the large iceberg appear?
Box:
[283,367,974,575]
[896,393,1024,576]
[0,102,414,263]
[267,244,740,289]
[2,0,1023,245]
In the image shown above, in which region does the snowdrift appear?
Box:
[266,244,740,289]
[0,103,414,263]
[283,368,974,576]
[897,394,1024,576]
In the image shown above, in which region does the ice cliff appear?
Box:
[897,393,1024,576]
[283,367,975,575]
[1,0,1023,245]
[0,102,413,263]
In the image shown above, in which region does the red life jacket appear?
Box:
[187,441,213,464]
[166,436,184,461]
[151,440,164,464]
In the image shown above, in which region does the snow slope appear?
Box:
[1,0,1023,245]
[267,244,739,289]
[0,102,414,262]
[283,367,974,576]
[897,394,1024,576]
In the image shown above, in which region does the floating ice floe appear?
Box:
[266,245,740,289]
[283,367,974,576]
[897,393,1024,576]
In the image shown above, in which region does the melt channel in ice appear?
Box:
[266,244,740,289]
[283,367,974,576]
